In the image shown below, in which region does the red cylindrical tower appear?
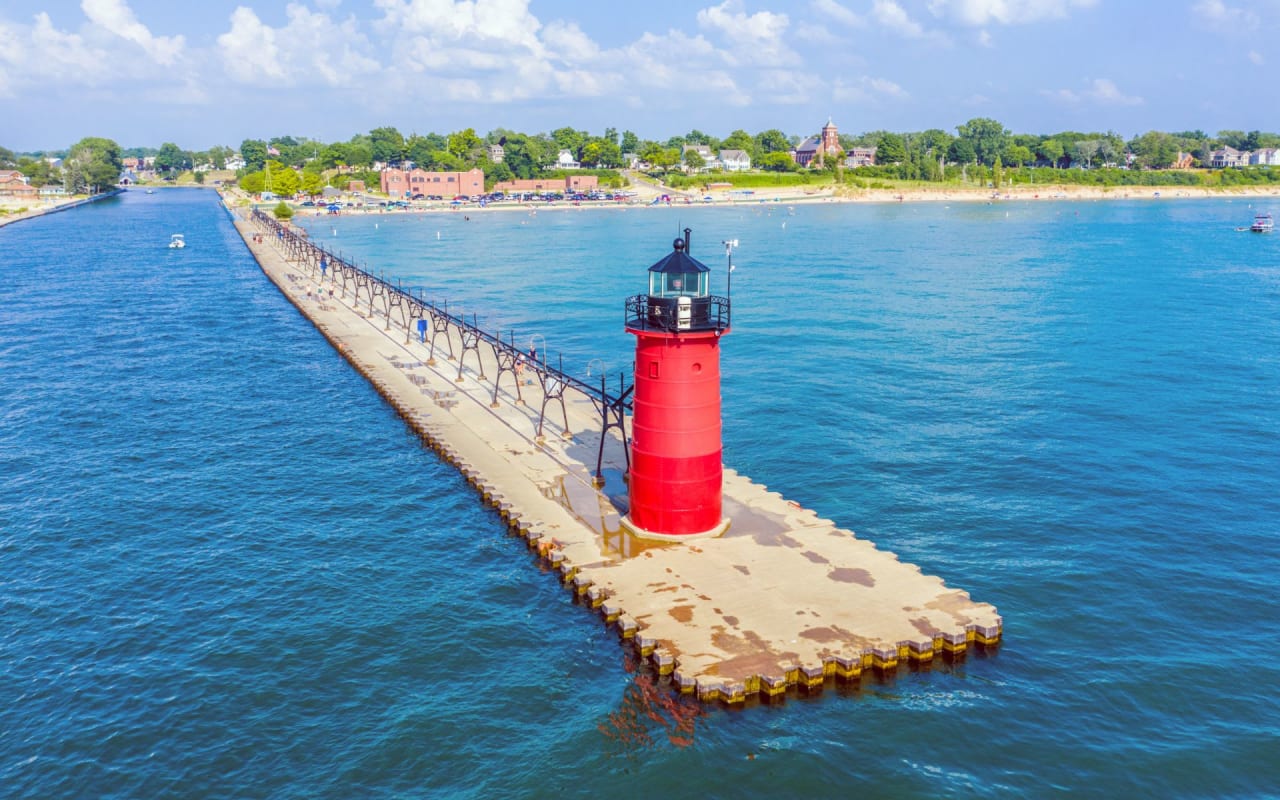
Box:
[623,232,731,540]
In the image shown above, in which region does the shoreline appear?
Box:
[0,189,125,229]
[221,182,1280,220]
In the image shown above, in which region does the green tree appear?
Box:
[0,145,15,167]
[483,162,514,185]
[368,126,406,165]
[500,133,549,179]
[642,144,680,172]
[721,129,755,159]
[239,171,266,193]
[301,172,325,195]
[956,118,1008,166]
[193,171,205,185]
[875,132,907,164]
[1004,144,1033,167]
[18,156,54,187]
[64,136,122,193]
[620,130,640,154]
[1038,139,1064,167]
[755,128,790,154]
[271,165,300,196]
[345,142,374,168]
[683,149,706,171]
[683,129,714,146]
[240,139,268,172]
[551,127,587,158]
[273,201,294,220]
[947,138,976,165]
[1129,131,1178,169]
[446,128,483,160]
[759,152,798,172]
[154,142,189,176]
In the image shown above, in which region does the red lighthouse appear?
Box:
[623,230,731,540]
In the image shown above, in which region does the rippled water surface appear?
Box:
[3,190,1279,798]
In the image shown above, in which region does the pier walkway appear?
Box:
[233,207,1001,704]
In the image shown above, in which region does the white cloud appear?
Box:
[217,7,286,83]
[833,75,909,103]
[928,0,1098,26]
[1248,50,1264,65]
[217,4,379,87]
[811,0,865,27]
[81,0,184,65]
[977,29,993,46]
[874,0,926,36]
[1192,0,1260,30]
[1086,77,1142,105]
[0,12,107,92]
[541,20,602,65]
[756,69,811,104]
[1043,77,1142,106]
[373,0,544,52]
[696,0,796,66]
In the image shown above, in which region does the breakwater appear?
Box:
[234,206,1001,704]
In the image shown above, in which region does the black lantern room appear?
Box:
[625,228,730,334]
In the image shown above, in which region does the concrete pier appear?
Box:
[231,208,1001,704]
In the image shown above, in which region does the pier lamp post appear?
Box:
[622,228,731,540]
[722,238,737,308]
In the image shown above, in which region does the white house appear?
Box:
[1209,147,1248,168]
[1249,148,1280,166]
[681,144,714,170]
[556,149,580,169]
[225,155,247,171]
[718,149,751,171]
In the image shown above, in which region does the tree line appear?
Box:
[5,120,1279,195]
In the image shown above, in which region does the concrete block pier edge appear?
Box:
[230,208,1002,706]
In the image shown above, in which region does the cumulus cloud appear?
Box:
[373,0,544,52]
[696,0,796,66]
[217,4,380,87]
[81,0,184,65]
[0,3,194,97]
[928,0,1098,26]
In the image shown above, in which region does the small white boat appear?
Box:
[1251,212,1273,233]
[168,234,186,249]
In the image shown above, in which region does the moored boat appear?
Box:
[1252,212,1273,233]
[168,233,186,249]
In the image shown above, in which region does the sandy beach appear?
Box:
[0,193,123,228]
[218,179,1280,222]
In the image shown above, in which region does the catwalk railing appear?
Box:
[248,209,632,481]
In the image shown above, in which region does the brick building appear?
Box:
[381,167,485,198]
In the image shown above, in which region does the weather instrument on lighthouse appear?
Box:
[622,228,732,540]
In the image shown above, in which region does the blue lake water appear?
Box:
[2,189,1278,798]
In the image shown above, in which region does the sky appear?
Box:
[1,0,1277,152]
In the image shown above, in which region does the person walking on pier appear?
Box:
[525,345,538,385]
